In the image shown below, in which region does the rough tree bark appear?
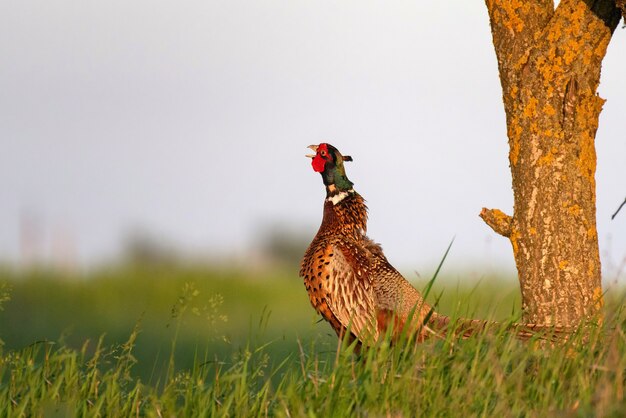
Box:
[481,0,622,326]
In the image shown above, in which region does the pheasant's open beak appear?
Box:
[305,144,318,158]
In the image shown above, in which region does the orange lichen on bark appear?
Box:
[568,1,588,31]
[480,208,513,237]
[582,48,593,65]
[509,227,521,259]
[498,0,526,33]
[529,122,539,134]
[491,209,512,224]
[546,19,562,42]
[593,33,611,58]
[536,50,565,86]
[542,103,556,116]
[523,97,538,117]
[563,39,582,65]
[534,5,585,87]
[577,126,599,183]
[593,286,604,310]
[513,52,530,73]
[508,118,522,166]
[567,204,582,216]
[538,147,557,166]
[587,227,597,240]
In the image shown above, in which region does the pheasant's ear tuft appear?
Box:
[343,156,353,162]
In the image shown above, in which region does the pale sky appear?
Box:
[1,1,624,275]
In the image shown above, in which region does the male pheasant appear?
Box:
[300,143,563,346]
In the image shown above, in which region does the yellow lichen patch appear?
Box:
[491,209,512,226]
[588,260,596,278]
[513,52,530,72]
[569,3,586,31]
[582,49,593,66]
[577,131,597,183]
[523,97,538,117]
[535,53,559,86]
[508,120,522,166]
[546,19,562,42]
[552,56,563,72]
[534,0,612,91]
[555,130,565,141]
[543,129,553,137]
[543,103,556,116]
[587,227,597,240]
[593,33,610,58]
[571,94,604,183]
[487,0,528,35]
[563,39,581,65]
[529,227,537,235]
[538,147,557,166]
[510,85,519,99]
[575,95,604,128]
[558,260,569,270]
[500,0,525,33]
[530,122,540,135]
[592,286,604,310]
[567,204,581,216]
[535,55,546,68]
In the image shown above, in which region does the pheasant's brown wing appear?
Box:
[327,242,379,341]
[303,240,378,342]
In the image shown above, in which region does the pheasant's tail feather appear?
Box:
[426,313,571,342]
[510,323,571,341]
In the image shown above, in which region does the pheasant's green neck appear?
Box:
[322,170,354,199]
[331,174,353,191]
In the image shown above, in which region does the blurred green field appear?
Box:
[0,262,526,382]
[0,263,311,383]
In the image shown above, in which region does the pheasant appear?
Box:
[300,143,564,346]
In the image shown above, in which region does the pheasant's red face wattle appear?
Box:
[312,156,325,172]
[311,143,330,173]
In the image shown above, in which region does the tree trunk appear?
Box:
[481,0,622,326]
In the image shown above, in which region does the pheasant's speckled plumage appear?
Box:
[300,143,566,346]
[300,144,436,344]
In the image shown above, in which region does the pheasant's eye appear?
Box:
[320,150,327,156]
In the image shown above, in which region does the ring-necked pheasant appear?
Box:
[300,143,564,346]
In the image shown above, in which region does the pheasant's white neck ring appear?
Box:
[326,189,355,205]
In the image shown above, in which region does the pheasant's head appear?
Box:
[306,143,354,192]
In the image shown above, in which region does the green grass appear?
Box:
[0,264,625,416]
